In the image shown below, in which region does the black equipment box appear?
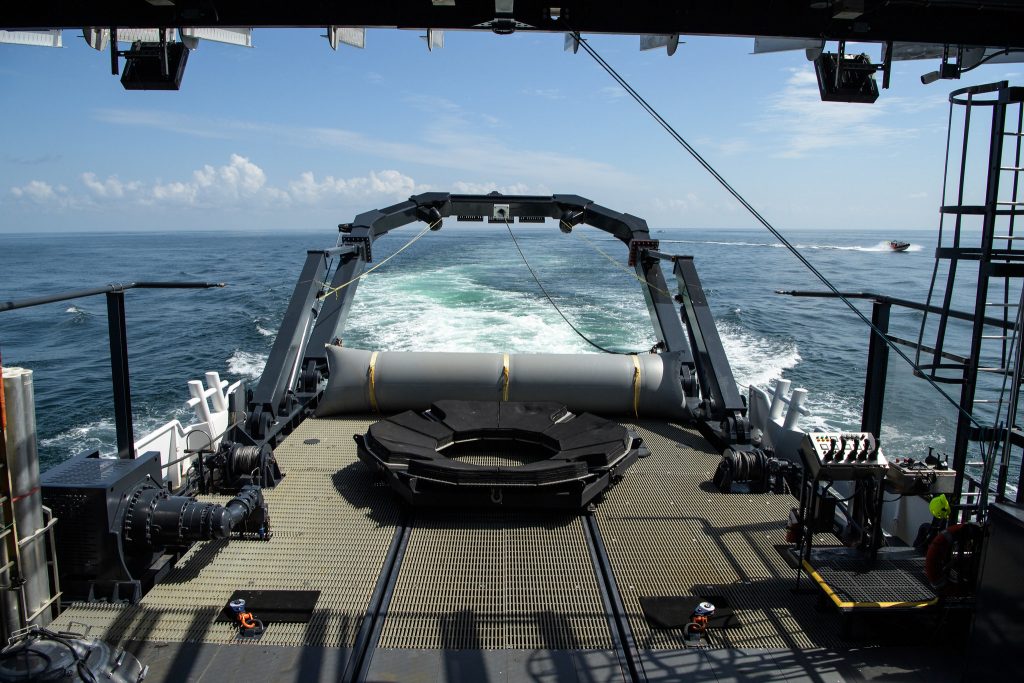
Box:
[41,450,163,602]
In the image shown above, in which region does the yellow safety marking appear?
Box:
[631,355,641,418]
[368,351,380,413]
[801,559,938,610]
[501,353,510,401]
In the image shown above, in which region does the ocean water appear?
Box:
[0,225,993,473]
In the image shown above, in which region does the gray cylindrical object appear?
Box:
[2,367,50,627]
[317,346,687,419]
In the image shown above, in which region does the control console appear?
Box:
[885,458,956,495]
[799,431,888,480]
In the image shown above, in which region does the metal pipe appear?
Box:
[769,379,792,421]
[2,368,51,627]
[0,281,224,313]
[783,388,808,430]
[779,289,1014,331]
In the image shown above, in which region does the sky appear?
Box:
[0,29,1021,233]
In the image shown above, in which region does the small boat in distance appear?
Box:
[889,240,911,252]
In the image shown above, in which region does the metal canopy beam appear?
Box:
[3,2,1024,48]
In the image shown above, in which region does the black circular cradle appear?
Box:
[354,400,645,509]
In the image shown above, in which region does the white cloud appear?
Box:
[288,169,418,203]
[8,180,70,207]
[450,180,546,195]
[756,67,910,158]
[598,85,627,101]
[82,172,140,198]
[91,103,635,191]
[523,88,565,100]
[10,156,421,212]
[653,193,704,213]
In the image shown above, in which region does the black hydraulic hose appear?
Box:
[211,485,264,538]
[127,484,265,547]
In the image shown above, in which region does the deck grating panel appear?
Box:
[51,416,399,649]
[50,415,846,656]
[379,510,613,650]
[595,421,843,650]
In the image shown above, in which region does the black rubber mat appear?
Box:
[639,595,741,630]
[217,590,320,624]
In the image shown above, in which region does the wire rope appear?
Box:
[502,216,643,354]
[317,219,437,301]
[566,28,984,431]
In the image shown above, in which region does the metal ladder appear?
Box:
[916,81,1024,510]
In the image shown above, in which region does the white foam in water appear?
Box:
[717,321,800,389]
[40,418,115,456]
[227,349,268,379]
[344,267,601,353]
[39,407,191,459]
[660,238,923,253]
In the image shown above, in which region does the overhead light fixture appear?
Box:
[814,51,879,103]
[813,41,885,103]
[832,0,865,20]
[421,29,444,51]
[639,34,680,56]
[119,40,189,90]
[326,27,365,50]
[0,29,62,47]
[563,32,580,54]
[919,45,986,85]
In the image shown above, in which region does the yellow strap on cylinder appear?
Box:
[368,351,380,413]
[631,355,641,418]
[501,353,510,401]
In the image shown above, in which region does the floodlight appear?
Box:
[120,41,188,90]
[813,52,879,103]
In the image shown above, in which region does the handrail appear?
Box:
[0,281,225,458]
[1,281,224,313]
[778,289,1014,331]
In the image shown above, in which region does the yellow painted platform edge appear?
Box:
[801,559,939,610]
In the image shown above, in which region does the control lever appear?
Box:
[824,437,838,461]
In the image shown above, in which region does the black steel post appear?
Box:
[249,250,332,422]
[673,257,745,418]
[860,300,891,438]
[106,291,135,459]
[306,249,366,366]
[634,253,690,357]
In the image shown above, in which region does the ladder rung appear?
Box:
[986,302,1020,307]
[973,399,1000,403]
[997,201,1024,206]
[1004,132,1024,137]
[982,334,1010,339]
[995,235,1024,240]
[1002,166,1024,171]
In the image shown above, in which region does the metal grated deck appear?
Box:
[595,421,843,651]
[47,414,877,681]
[379,510,612,650]
[51,415,401,650]
[806,546,936,608]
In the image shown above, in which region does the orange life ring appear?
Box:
[924,522,982,590]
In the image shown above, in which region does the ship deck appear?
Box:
[51,415,964,682]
